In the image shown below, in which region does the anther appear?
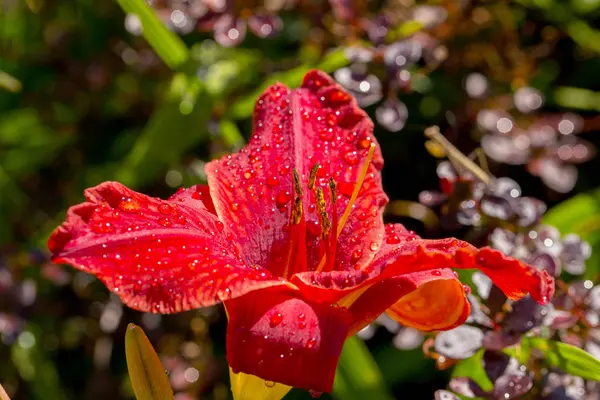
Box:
[308,163,320,190]
[320,211,331,239]
[328,178,336,204]
[316,187,326,215]
[293,168,303,196]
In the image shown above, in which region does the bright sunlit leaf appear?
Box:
[506,338,600,382]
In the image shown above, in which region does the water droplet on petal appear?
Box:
[158,203,175,215]
[463,284,472,295]
[369,242,380,251]
[266,176,279,187]
[264,380,275,388]
[92,222,114,233]
[270,312,283,327]
[337,182,355,197]
[276,191,291,208]
[158,217,172,227]
[432,269,442,276]
[343,151,359,165]
[306,337,317,349]
[119,198,140,212]
[351,248,363,263]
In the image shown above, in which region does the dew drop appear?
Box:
[265,381,275,388]
[279,164,290,176]
[385,235,400,244]
[215,221,225,231]
[326,113,337,126]
[298,313,306,321]
[350,248,363,263]
[306,337,317,349]
[309,391,323,398]
[270,312,283,327]
[119,198,140,213]
[357,136,372,149]
[266,176,279,187]
[343,151,359,165]
[432,269,442,276]
[158,203,174,215]
[463,284,472,295]
[192,191,203,200]
[158,217,172,227]
[319,128,334,141]
[92,222,114,233]
[276,190,291,208]
[243,169,255,179]
[337,182,355,197]
[369,242,380,251]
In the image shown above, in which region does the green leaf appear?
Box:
[227,49,349,119]
[115,0,189,70]
[332,336,394,400]
[452,349,493,393]
[125,323,174,400]
[115,73,211,188]
[505,338,600,381]
[10,326,66,400]
[553,87,600,111]
[543,187,600,234]
[543,187,600,279]
[219,119,245,151]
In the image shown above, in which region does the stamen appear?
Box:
[316,187,326,214]
[308,163,320,190]
[292,168,303,196]
[293,197,303,224]
[315,144,376,273]
[336,143,376,237]
[283,168,307,278]
[315,187,331,239]
[328,178,337,204]
[326,178,338,272]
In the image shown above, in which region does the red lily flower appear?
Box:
[48,70,554,397]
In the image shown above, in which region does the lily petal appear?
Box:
[347,269,470,335]
[225,286,352,392]
[205,70,387,276]
[48,182,287,313]
[371,224,554,304]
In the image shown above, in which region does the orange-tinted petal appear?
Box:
[347,269,469,335]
